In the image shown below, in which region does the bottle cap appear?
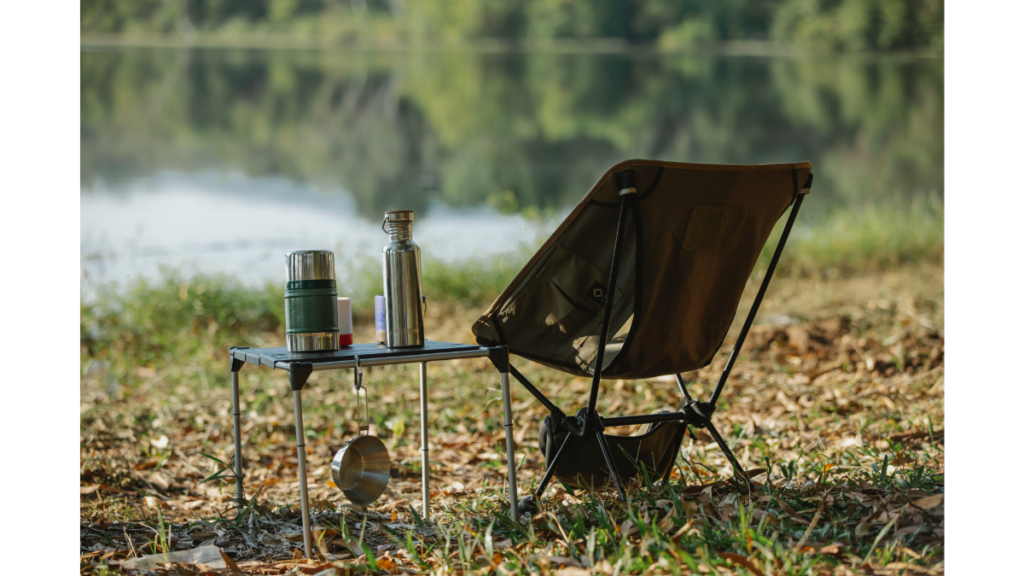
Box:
[285,250,335,282]
[383,210,414,222]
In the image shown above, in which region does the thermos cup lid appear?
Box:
[286,250,335,282]
[383,210,414,222]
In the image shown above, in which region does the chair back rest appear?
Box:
[473,159,812,379]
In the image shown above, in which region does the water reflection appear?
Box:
[81,171,543,291]
[81,48,942,284]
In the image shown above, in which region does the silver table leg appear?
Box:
[231,370,245,510]
[419,362,430,520]
[500,371,520,520]
[292,389,313,559]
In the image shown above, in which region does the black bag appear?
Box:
[538,408,688,489]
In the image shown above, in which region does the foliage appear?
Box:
[80,271,283,379]
[81,0,943,52]
[771,0,944,52]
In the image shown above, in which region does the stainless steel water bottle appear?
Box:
[382,211,425,347]
[285,250,340,352]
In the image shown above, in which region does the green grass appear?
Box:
[766,195,944,274]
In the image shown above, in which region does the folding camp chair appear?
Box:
[472,159,813,511]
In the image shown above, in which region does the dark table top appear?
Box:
[231,340,490,369]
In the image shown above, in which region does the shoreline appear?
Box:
[80,34,944,59]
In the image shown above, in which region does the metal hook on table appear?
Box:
[353,355,369,434]
[353,354,363,392]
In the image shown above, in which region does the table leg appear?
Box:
[419,362,430,520]
[292,389,313,559]
[500,371,520,521]
[231,370,245,510]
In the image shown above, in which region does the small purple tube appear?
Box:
[374,295,387,343]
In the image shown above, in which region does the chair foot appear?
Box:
[704,418,753,493]
[517,495,540,516]
[534,432,573,501]
[595,430,627,501]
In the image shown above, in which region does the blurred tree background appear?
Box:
[81,0,943,53]
[81,49,942,219]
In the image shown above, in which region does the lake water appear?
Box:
[81,48,943,292]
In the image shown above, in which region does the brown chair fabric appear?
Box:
[473,159,812,380]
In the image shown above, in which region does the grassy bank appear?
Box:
[761,194,943,274]
[80,201,944,574]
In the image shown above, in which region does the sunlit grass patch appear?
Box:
[764,194,944,274]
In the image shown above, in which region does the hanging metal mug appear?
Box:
[331,357,391,505]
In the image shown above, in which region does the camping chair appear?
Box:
[472,159,813,511]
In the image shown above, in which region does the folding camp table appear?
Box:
[228,341,519,559]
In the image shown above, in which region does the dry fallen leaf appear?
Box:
[910,494,943,510]
[776,499,810,525]
[718,552,765,576]
[619,519,637,538]
[555,567,591,576]
[535,555,585,569]
[656,508,677,532]
[146,471,171,491]
[377,556,400,574]
[671,519,697,543]
[751,509,780,526]
[819,543,844,555]
[895,524,930,537]
[143,496,169,509]
[854,518,871,537]
[219,549,244,574]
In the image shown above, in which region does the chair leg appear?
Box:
[534,432,573,500]
[231,370,246,510]
[704,418,752,492]
[595,431,627,501]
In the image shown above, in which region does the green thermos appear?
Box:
[285,250,340,352]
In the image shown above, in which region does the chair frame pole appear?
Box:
[534,432,573,499]
[595,431,627,500]
[586,193,632,417]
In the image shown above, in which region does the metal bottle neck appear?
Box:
[385,220,413,242]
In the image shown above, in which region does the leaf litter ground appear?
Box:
[81,265,944,575]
